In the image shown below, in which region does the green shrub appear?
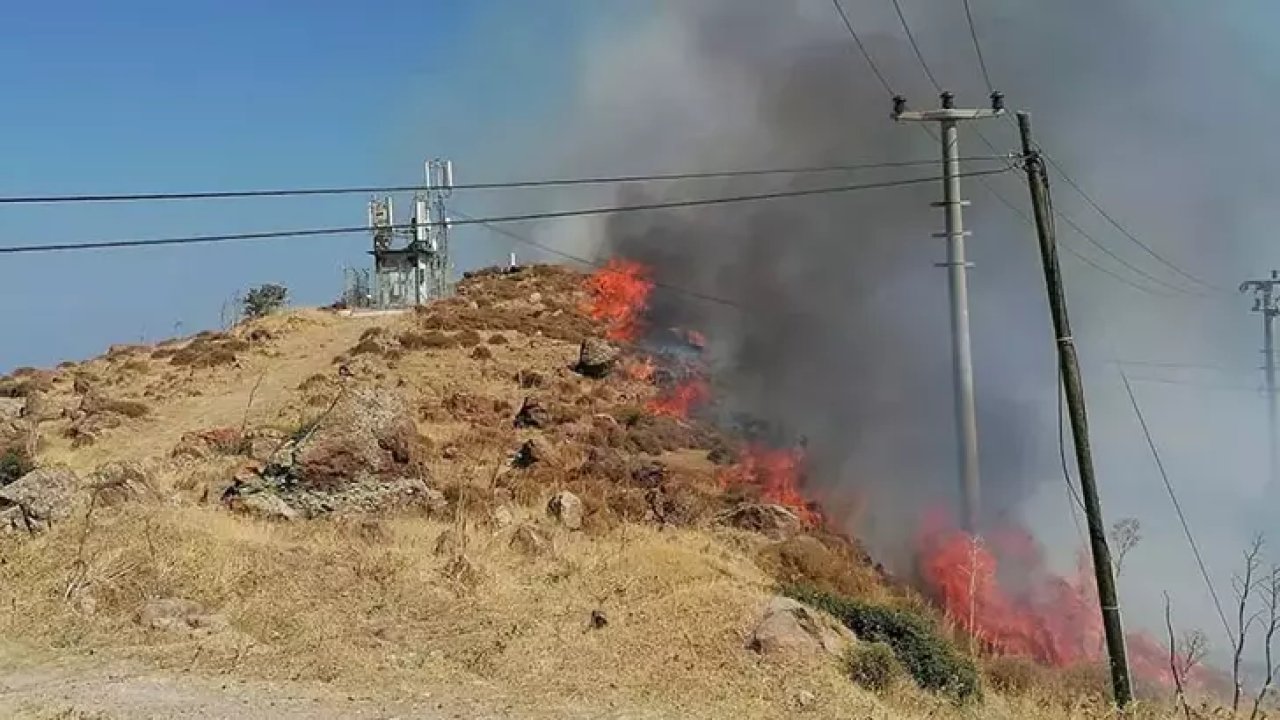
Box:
[0,447,33,486]
[785,585,981,701]
[844,642,900,694]
[242,283,289,319]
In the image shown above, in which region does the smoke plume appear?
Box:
[532,0,1277,661]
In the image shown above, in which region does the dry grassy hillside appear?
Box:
[0,266,1204,719]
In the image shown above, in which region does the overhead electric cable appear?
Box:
[961,0,995,93]
[0,169,1010,255]
[0,158,1008,206]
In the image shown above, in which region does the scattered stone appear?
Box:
[225,490,300,522]
[590,610,609,629]
[0,506,29,535]
[0,398,23,423]
[491,505,514,529]
[513,397,550,429]
[509,523,549,556]
[574,338,618,379]
[547,491,583,531]
[172,427,245,460]
[441,444,460,460]
[0,467,79,532]
[443,554,483,587]
[790,690,818,712]
[135,598,230,637]
[716,503,801,539]
[88,461,155,506]
[512,437,559,469]
[747,596,855,659]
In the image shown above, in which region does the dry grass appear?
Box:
[0,266,1210,719]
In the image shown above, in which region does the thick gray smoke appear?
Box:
[528,0,1278,663]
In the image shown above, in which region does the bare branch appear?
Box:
[1166,592,1193,720]
[1111,517,1142,578]
[1234,535,1266,713]
[1250,565,1280,720]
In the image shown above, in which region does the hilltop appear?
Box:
[0,265,1202,719]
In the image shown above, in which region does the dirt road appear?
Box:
[0,655,485,720]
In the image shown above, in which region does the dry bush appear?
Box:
[983,655,1047,696]
[455,329,484,348]
[93,397,151,419]
[471,346,494,361]
[399,330,455,351]
[359,327,384,342]
[515,370,545,389]
[757,534,883,599]
[488,334,509,346]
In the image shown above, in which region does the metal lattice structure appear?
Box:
[366,159,454,309]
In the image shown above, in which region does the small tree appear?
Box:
[242,284,288,319]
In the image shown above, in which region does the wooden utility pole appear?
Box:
[1239,272,1280,493]
[1017,111,1133,707]
[893,91,1005,532]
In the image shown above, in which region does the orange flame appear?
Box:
[718,445,821,526]
[583,259,654,342]
[647,378,710,419]
[623,357,657,382]
[916,511,1219,689]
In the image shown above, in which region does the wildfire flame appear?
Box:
[718,445,821,526]
[623,357,657,382]
[584,259,654,342]
[647,377,711,419]
[916,511,1218,689]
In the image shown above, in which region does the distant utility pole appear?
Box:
[1240,271,1280,491]
[1018,111,1133,708]
[893,91,1005,533]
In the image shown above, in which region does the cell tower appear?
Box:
[366,159,454,309]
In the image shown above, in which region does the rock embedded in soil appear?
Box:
[574,338,618,379]
[747,596,855,659]
[715,503,801,539]
[513,397,550,429]
[509,523,550,556]
[547,490,584,530]
[0,467,79,533]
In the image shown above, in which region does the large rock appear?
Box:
[294,386,425,490]
[547,491,584,530]
[225,490,300,521]
[0,398,24,423]
[574,338,618,379]
[0,467,79,531]
[512,397,550,429]
[716,503,801,539]
[89,461,156,506]
[747,596,856,659]
[512,437,559,468]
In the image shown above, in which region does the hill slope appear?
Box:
[0,265,1183,719]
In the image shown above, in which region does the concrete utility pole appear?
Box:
[1018,111,1133,707]
[893,91,1005,532]
[1240,272,1280,491]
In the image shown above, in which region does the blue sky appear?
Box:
[0,0,629,370]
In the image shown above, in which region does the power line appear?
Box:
[1123,375,1262,393]
[961,0,995,93]
[888,0,943,91]
[1043,155,1225,294]
[456,210,749,311]
[1118,367,1235,644]
[0,158,1010,206]
[1112,360,1256,375]
[0,169,1010,255]
[830,0,896,96]
[824,0,1193,301]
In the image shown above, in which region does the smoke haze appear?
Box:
[526,0,1279,666]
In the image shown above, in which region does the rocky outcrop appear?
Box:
[547,491,583,530]
[0,467,79,533]
[574,338,618,379]
[715,503,801,539]
[747,596,855,659]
